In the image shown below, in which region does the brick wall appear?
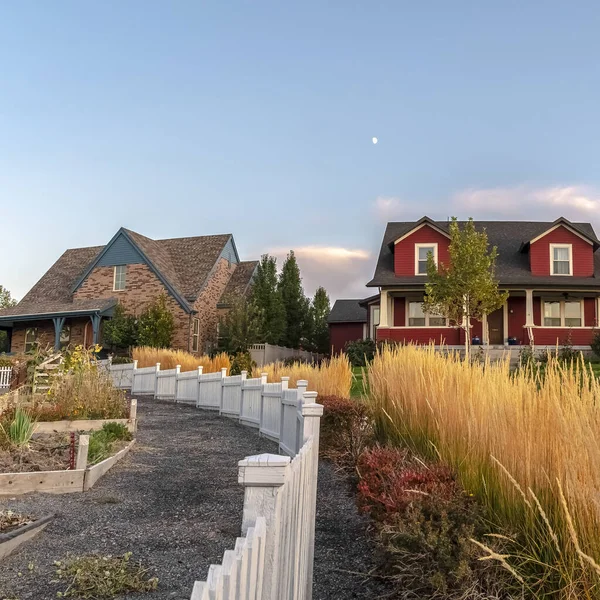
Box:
[74,264,191,351]
[530,226,594,276]
[394,225,450,276]
[192,258,236,354]
[11,317,99,353]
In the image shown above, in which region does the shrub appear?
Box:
[102,304,139,350]
[88,422,132,465]
[136,293,174,348]
[111,356,133,365]
[319,395,373,469]
[230,352,256,376]
[344,338,376,367]
[356,446,493,597]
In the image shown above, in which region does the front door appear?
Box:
[487,308,504,345]
[84,321,94,348]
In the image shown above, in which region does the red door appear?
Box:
[84,321,94,348]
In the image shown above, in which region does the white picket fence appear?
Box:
[0,366,11,393]
[106,360,323,599]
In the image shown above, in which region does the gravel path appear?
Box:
[0,397,390,600]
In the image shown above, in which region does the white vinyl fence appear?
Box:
[0,367,12,393]
[107,360,323,600]
[250,343,323,367]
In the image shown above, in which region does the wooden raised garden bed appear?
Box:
[0,512,54,561]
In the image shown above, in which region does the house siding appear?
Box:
[394,225,450,276]
[377,327,461,345]
[329,322,365,354]
[220,237,239,265]
[530,226,594,276]
[73,264,191,351]
[533,329,594,346]
[96,233,145,267]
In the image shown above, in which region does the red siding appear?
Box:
[585,297,596,327]
[377,327,461,345]
[329,323,364,354]
[471,318,482,341]
[508,297,527,343]
[393,297,405,326]
[529,226,594,276]
[533,328,594,346]
[394,225,450,276]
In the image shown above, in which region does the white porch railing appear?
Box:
[0,367,12,392]
[106,361,323,600]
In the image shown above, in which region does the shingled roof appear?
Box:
[368,218,600,288]
[218,261,259,306]
[328,300,367,323]
[0,228,239,320]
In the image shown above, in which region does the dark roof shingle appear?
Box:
[328,299,367,323]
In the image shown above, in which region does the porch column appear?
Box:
[379,289,389,328]
[52,316,66,351]
[525,289,534,326]
[90,314,101,345]
[481,313,489,345]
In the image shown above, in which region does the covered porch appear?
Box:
[0,300,117,353]
[376,288,600,347]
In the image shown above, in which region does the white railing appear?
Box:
[106,360,323,600]
[0,367,12,392]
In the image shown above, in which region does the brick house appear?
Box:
[330,216,600,348]
[0,227,257,354]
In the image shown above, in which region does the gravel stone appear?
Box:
[0,397,390,600]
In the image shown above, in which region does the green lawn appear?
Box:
[350,366,368,398]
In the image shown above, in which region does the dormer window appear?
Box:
[415,243,438,275]
[113,265,127,291]
[550,244,572,276]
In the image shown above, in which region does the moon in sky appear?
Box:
[372,137,378,144]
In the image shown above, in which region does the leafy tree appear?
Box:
[218,298,262,354]
[103,304,139,351]
[0,285,17,309]
[250,255,286,344]
[310,287,331,354]
[278,251,309,349]
[423,217,508,357]
[137,293,175,348]
[0,285,17,353]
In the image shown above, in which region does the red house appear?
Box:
[331,216,600,349]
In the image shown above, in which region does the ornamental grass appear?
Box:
[255,354,352,398]
[132,347,230,373]
[366,344,600,598]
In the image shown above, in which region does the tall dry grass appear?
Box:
[254,355,352,397]
[366,344,600,597]
[132,347,230,373]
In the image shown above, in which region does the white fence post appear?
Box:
[154,363,161,397]
[238,453,290,600]
[174,365,181,403]
[301,392,323,600]
[76,434,89,470]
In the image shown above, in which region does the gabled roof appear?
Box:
[368,218,600,288]
[0,228,240,320]
[389,216,450,247]
[218,261,259,307]
[328,299,367,323]
[522,217,600,250]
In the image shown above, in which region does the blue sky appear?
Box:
[2,1,600,301]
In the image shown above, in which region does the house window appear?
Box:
[113,265,127,291]
[25,327,38,353]
[408,301,447,327]
[550,244,572,276]
[59,325,71,350]
[543,299,583,327]
[415,244,438,275]
[192,318,200,352]
[369,306,380,339]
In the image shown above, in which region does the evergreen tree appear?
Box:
[278,251,309,349]
[310,286,331,354]
[218,298,262,354]
[103,304,139,351]
[137,293,175,348]
[0,285,17,353]
[250,255,286,344]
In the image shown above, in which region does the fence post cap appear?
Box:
[221,367,228,376]
[303,390,318,400]
[156,362,161,370]
[297,379,308,387]
[132,360,138,369]
[301,402,324,417]
[175,364,181,372]
[197,366,203,374]
[281,376,290,381]
[238,453,290,486]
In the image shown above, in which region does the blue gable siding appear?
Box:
[220,237,239,265]
[97,233,145,266]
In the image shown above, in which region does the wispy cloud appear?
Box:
[454,185,600,218]
[267,245,372,301]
